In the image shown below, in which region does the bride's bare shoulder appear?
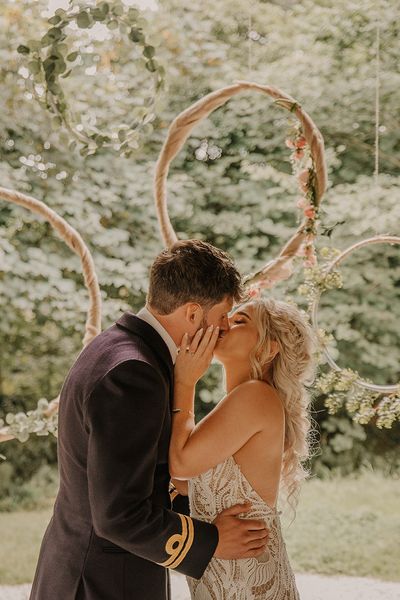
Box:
[227,380,283,421]
[230,379,279,399]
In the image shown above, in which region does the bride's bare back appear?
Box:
[229,380,284,509]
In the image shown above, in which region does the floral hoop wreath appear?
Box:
[311,235,400,394]
[154,80,327,291]
[0,186,102,443]
[17,2,163,155]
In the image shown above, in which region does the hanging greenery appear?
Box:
[299,241,400,429]
[17,0,164,156]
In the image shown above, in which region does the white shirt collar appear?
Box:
[136,306,178,364]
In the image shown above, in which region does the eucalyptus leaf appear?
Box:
[56,100,66,112]
[47,81,59,95]
[76,11,91,29]
[47,27,63,42]
[91,8,106,22]
[17,44,30,55]
[40,34,53,47]
[98,1,110,14]
[143,45,155,58]
[145,59,157,72]
[66,51,79,62]
[118,129,127,142]
[129,28,144,43]
[48,15,62,25]
[128,7,139,20]
[112,3,124,17]
[28,60,41,75]
[43,58,56,75]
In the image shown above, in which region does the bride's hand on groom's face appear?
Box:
[174,325,220,387]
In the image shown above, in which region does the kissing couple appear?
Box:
[31,239,316,600]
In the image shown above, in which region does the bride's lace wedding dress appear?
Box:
[187,456,300,600]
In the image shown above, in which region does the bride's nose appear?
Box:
[224,315,234,330]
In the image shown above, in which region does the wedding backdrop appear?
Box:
[0,0,399,592]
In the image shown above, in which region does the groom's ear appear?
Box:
[184,302,203,328]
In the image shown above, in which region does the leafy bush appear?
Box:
[0,463,58,512]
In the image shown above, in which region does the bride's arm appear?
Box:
[169,329,282,479]
[169,379,280,479]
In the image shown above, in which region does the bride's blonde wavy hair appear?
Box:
[249,298,317,509]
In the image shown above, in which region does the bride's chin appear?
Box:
[213,343,226,363]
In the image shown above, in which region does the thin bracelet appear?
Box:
[172,408,195,417]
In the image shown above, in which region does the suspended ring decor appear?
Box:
[154,80,328,291]
[311,235,400,394]
[17,1,164,155]
[0,186,102,443]
[311,235,400,428]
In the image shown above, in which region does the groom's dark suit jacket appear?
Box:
[30,312,218,600]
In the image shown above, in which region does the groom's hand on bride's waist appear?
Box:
[212,503,269,559]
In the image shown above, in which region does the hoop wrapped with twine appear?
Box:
[0,186,102,442]
[154,80,327,288]
[311,234,400,394]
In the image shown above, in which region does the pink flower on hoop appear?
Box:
[296,136,307,148]
[285,139,296,149]
[296,197,308,209]
[293,148,305,160]
[304,206,316,219]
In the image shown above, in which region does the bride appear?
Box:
[169,297,316,600]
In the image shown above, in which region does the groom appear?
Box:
[30,239,269,600]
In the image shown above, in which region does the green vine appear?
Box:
[298,246,343,306]
[300,247,400,428]
[17,1,164,156]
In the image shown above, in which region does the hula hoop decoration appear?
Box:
[17,1,164,156]
[0,187,102,443]
[309,236,400,429]
[154,81,327,293]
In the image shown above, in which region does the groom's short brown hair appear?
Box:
[147,239,244,314]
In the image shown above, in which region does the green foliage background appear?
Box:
[0,0,399,503]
